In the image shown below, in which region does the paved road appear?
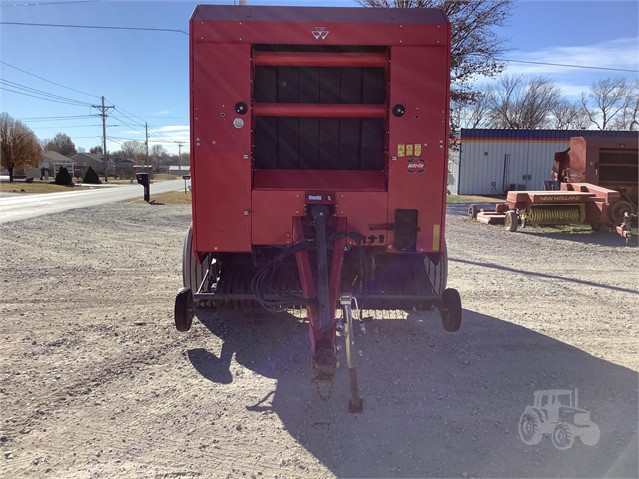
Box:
[0,180,184,224]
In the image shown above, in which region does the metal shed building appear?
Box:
[451,129,638,195]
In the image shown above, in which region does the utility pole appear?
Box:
[92,96,114,182]
[177,141,184,172]
[145,123,149,166]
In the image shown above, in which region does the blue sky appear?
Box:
[1,0,637,155]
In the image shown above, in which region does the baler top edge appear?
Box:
[191,4,448,25]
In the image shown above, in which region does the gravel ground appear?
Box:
[1,202,637,479]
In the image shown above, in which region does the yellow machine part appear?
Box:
[525,204,586,225]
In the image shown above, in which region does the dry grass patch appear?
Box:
[131,190,192,205]
[447,194,505,204]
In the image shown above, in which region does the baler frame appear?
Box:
[175,5,462,411]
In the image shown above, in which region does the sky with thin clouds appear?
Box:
[1,0,637,154]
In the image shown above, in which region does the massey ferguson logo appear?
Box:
[406,158,425,174]
[312,27,329,40]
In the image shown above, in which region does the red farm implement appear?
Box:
[469,136,638,245]
[174,5,461,411]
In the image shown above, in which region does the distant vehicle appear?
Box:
[519,389,600,450]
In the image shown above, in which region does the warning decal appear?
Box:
[398,143,424,158]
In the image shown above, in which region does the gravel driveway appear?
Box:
[1,202,637,478]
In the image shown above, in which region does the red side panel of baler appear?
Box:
[387,46,450,253]
[190,43,253,253]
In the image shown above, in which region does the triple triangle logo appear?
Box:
[312,27,329,40]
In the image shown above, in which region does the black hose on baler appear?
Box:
[250,231,365,312]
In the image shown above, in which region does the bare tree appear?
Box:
[452,90,493,130]
[549,99,590,130]
[45,132,77,157]
[89,145,103,155]
[359,0,513,106]
[150,144,167,158]
[488,75,562,129]
[120,140,145,158]
[0,113,43,182]
[611,79,639,131]
[580,77,630,130]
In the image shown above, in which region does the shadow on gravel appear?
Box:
[514,229,637,247]
[189,308,638,478]
[450,258,638,295]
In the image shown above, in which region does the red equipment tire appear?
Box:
[183,224,215,308]
[441,288,462,332]
[468,204,478,219]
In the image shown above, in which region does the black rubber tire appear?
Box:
[468,204,479,219]
[424,243,448,297]
[183,224,214,307]
[505,210,518,232]
[610,200,634,224]
[174,287,194,332]
[441,288,462,332]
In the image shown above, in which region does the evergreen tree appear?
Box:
[83,166,101,184]
[54,166,73,186]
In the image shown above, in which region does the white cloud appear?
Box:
[502,37,639,76]
[156,125,190,133]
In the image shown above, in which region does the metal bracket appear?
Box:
[340,294,363,413]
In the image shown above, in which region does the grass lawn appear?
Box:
[0,181,90,194]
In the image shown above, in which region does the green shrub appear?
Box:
[54,167,73,186]
[83,166,101,184]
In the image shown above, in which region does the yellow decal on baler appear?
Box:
[432,224,441,251]
[397,144,405,157]
[414,144,422,156]
[406,144,414,156]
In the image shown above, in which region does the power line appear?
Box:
[31,124,104,128]
[498,58,639,74]
[0,78,93,106]
[0,21,188,35]
[0,0,101,6]
[0,86,92,106]
[106,101,177,142]
[0,60,99,98]
[18,114,97,121]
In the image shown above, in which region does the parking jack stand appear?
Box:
[340,294,363,413]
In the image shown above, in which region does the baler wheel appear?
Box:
[505,210,518,232]
[183,224,215,308]
[174,287,194,332]
[468,204,479,219]
[441,288,462,332]
[423,244,448,299]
